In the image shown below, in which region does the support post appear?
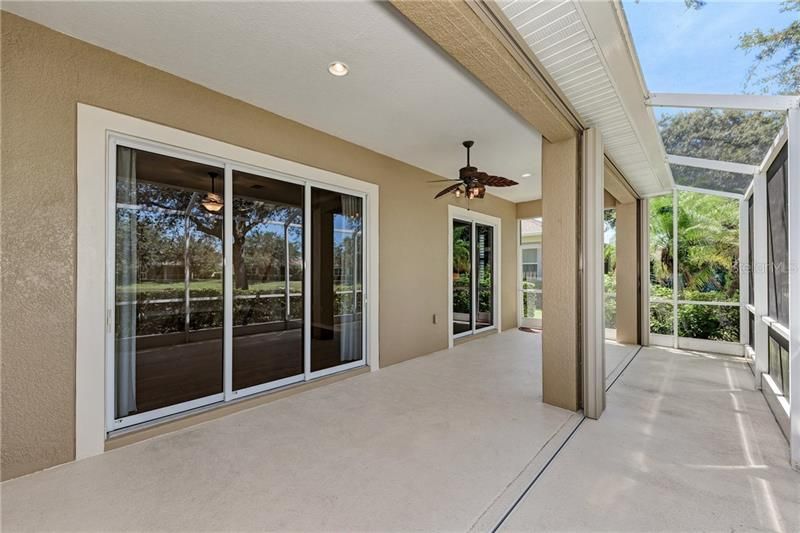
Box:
[541,134,581,412]
[787,107,800,470]
[615,200,638,345]
[739,199,749,348]
[640,198,651,346]
[672,189,679,348]
[582,128,605,419]
[754,172,769,386]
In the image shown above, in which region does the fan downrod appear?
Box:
[462,140,474,166]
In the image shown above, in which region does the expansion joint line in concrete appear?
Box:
[490,345,644,532]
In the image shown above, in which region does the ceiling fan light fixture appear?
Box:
[202,172,224,213]
[521,173,532,178]
[433,141,518,200]
[201,192,224,213]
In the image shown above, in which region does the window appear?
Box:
[766,144,788,327]
[110,141,369,430]
[451,212,498,339]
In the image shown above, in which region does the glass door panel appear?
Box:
[520,244,542,328]
[310,187,363,373]
[231,170,304,391]
[452,219,473,335]
[475,223,494,329]
[114,145,224,420]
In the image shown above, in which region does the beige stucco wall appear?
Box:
[0,12,521,480]
[540,136,580,411]
[516,199,542,219]
[614,200,639,344]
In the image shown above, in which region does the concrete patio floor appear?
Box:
[1,329,578,532]
[499,346,800,532]
[9,334,787,532]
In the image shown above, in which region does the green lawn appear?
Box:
[119,279,361,295]
[132,280,301,293]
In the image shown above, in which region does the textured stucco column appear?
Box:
[615,200,639,345]
[541,135,581,411]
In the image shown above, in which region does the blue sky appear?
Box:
[622,0,794,95]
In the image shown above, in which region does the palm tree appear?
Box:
[650,192,739,300]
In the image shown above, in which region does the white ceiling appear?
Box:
[5,1,543,202]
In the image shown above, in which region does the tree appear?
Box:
[739,0,800,93]
[131,182,300,290]
[649,192,740,300]
[658,109,785,192]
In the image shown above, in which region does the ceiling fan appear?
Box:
[431,141,518,200]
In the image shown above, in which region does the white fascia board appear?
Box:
[647,93,800,112]
[577,1,674,192]
[666,154,758,175]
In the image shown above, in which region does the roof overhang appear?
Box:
[491,0,674,197]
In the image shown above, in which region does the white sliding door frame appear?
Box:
[77,104,379,457]
[447,205,501,348]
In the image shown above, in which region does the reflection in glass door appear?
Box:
[451,218,496,338]
[110,139,369,430]
[310,187,364,374]
[114,145,225,423]
[231,170,304,394]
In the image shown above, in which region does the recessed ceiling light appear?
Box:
[521,173,532,178]
[328,61,349,77]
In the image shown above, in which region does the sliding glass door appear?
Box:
[519,244,542,329]
[110,140,367,430]
[114,146,225,421]
[452,220,473,335]
[451,218,496,339]
[310,187,364,374]
[231,170,304,394]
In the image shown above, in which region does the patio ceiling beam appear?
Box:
[646,93,800,112]
[666,154,758,175]
[674,184,743,200]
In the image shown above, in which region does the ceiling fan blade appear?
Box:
[477,175,518,187]
[427,179,461,183]
[435,183,462,199]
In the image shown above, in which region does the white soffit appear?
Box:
[3,1,543,202]
[498,0,673,196]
